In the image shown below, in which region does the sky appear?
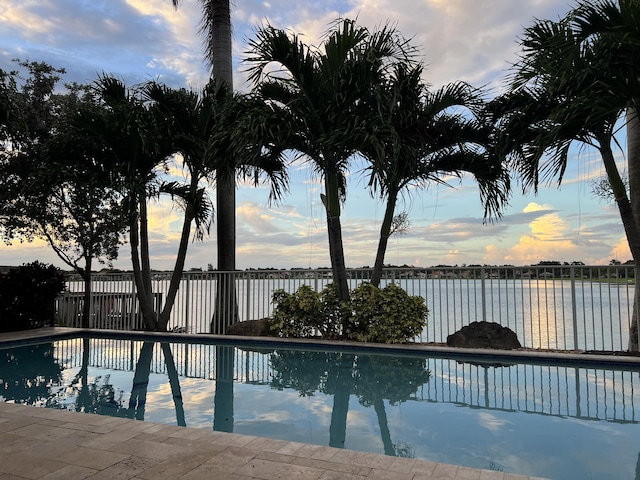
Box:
[0,0,632,271]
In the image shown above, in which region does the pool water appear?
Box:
[1,336,639,480]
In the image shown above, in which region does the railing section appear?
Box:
[56,265,637,352]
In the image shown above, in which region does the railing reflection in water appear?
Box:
[53,338,640,425]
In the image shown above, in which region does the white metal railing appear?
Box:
[55,265,637,352]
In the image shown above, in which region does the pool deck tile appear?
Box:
[0,403,549,480]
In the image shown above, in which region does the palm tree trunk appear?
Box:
[602,136,640,351]
[371,192,398,288]
[214,172,238,333]
[139,197,154,303]
[158,201,195,331]
[373,398,395,456]
[210,0,233,86]
[322,172,350,302]
[128,341,155,421]
[130,205,157,331]
[328,355,353,449]
[627,109,640,350]
[211,1,239,331]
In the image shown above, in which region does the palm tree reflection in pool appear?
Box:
[269,350,430,455]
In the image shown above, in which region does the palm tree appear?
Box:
[82,76,175,330]
[84,77,286,331]
[245,18,416,302]
[565,0,640,349]
[170,1,237,314]
[140,81,218,331]
[361,64,510,287]
[144,80,288,332]
[494,1,640,349]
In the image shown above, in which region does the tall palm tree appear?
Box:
[246,18,416,302]
[170,0,236,296]
[361,64,510,287]
[494,1,640,349]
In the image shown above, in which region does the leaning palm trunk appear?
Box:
[157,200,197,331]
[161,343,186,426]
[374,398,395,456]
[128,341,155,421]
[371,192,398,288]
[601,135,640,350]
[627,109,640,350]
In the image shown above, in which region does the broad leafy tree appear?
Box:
[246,18,416,302]
[0,62,126,327]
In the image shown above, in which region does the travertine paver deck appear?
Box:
[0,402,548,480]
[0,328,558,480]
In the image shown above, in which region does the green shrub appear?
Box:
[346,282,428,343]
[0,261,66,332]
[270,281,428,343]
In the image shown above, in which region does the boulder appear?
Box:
[226,318,273,336]
[446,321,521,349]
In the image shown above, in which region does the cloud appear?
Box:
[347,0,573,89]
[597,236,632,265]
[483,202,597,265]
[237,202,285,235]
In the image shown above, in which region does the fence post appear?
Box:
[481,267,487,323]
[570,267,579,350]
[245,272,251,320]
[184,274,190,333]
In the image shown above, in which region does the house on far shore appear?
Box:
[0,266,16,275]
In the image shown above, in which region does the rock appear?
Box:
[446,321,521,349]
[226,318,273,336]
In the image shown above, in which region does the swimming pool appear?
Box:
[1,332,639,479]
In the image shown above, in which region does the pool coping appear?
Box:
[0,402,548,480]
[2,327,640,370]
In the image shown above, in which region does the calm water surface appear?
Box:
[1,337,639,480]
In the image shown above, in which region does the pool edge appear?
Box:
[1,327,640,370]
